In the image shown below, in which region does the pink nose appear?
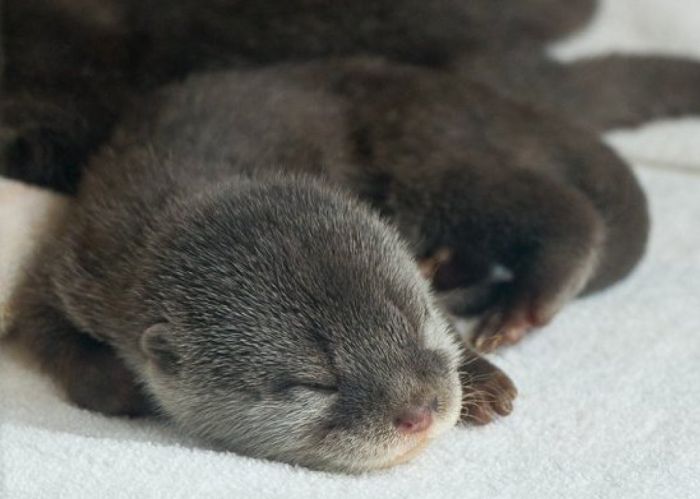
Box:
[394,406,433,434]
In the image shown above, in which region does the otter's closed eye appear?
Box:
[278,381,338,394]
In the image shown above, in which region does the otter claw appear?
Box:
[459,354,517,425]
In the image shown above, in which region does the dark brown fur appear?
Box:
[1,0,597,191]
[3,0,700,200]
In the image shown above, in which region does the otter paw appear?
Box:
[459,355,517,425]
[471,292,558,353]
[471,306,534,353]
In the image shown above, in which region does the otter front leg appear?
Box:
[471,178,605,352]
[390,168,604,352]
[459,349,517,425]
[6,284,150,416]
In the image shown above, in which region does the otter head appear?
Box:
[137,176,462,472]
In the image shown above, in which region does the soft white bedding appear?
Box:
[2,1,699,497]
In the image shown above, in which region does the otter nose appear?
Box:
[394,405,433,434]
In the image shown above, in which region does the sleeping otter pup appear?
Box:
[6,60,532,472]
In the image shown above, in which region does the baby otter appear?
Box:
[9,0,700,194]
[6,60,526,472]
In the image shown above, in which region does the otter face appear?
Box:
[137,179,463,472]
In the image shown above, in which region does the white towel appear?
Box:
[2,1,699,497]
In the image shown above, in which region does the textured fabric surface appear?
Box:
[1,1,699,497]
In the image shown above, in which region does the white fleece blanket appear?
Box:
[2,1,700,497]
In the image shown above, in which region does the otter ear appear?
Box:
[141,323,180,375]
